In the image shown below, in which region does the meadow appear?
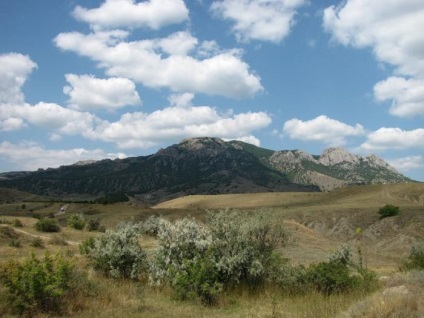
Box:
[0,183,423,317]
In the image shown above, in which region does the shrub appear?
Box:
[305,246,377,295]
[31,237,45,248]
[141,214,164,236]
[9,239,21,248]
[378,204,400,219]
[86,222,147,279]
[86,219,101,232]
[207,209,288,285]
[403,245,424,270]
[67,214,86,230]
[79,236,95,255]
[35,217,60,232]
[150,210,288,303]
[0,253,73,315]
[13,219,23,227]
[172,250,223,305]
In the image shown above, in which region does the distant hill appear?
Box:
[0,137,413,204]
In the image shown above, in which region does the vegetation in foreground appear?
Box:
[1,210,382,317]
[1,184,423,317]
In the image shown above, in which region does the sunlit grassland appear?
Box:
[0,183,423,317]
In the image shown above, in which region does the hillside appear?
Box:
[0,137,413,204]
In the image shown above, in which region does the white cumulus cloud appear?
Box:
[374,76,424,118]
[54,30,263,98]
[64,74,141,111]
[211,0,306,43]
[360,127,424,151]
[0,53,37,104]
[387,156,424,173]
[0,102,97,136]
[283,115,365,146]
[0,141,126,171]
[323,0,424,118]
[87,104,272,149]
[73,0,189,30]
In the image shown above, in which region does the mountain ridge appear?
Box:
[0,137,413,204]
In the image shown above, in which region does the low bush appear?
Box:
[150,210,289,304]
[305,246,377,295]
[403,244,424,270]
[79,236,95,255]
[141,214,164,236]
[67,214,86,230]
[0,253,73,315]
[378,204,400,219]
[85,222,147,279]
[13,219,23,227]
[31,237,45,248]
[35,217,60,232]
[86,219,101,231]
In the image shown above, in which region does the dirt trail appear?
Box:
[0,224,79,246]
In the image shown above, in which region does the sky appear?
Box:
[0,0,423,181]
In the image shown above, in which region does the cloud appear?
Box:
[360,127,424,151]
[54,30,263,98]
[323,0,424,117]
[87,104,272,149]
[0,102,97,136]
[64,74,141,111]
[387,155,424,173]
[210,0,306,43]
[0,53,37,104]
[73,0,189,30]
[374,76,424,118]
[0,141,127,171]
[0,118,26,132]
[283,115,365,146]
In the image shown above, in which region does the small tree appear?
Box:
[378,204,400,219]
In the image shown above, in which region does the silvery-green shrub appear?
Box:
[149,209,288,302]
[88,221,147,279]
[207,209,287,284]
[150,217,212,286]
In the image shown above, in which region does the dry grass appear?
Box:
[0,183,423,317]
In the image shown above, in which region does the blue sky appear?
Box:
[0,0,423,181]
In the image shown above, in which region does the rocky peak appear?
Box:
[365,154,398,173]
[180,137,227,150]
[319,147,360,166]
[270,150,315,164]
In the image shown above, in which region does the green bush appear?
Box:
[35,217,60,232]
[172,250,223,305]
[378,204,400,219]
[403,245,424,270]
[67,214,86,230]
[86,222,147,279]
[0,253,73,315]
[305,246,377,295]
[79,236,95,255]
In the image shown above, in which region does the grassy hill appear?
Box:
[0,183,423,317]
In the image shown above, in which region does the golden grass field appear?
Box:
[0,183,423,317]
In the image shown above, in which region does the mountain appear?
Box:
[0,137,412,204]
